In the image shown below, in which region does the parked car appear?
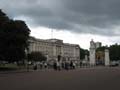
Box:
[110,61,119,67]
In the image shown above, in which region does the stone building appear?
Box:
[28,37,80,62]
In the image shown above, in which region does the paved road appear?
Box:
[0,67,120,90]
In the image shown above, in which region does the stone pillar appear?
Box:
[90,48,96,66]
[89,39,96,66]
[46,54,49,62]
[105,49,110,66]
[85,55,88,61]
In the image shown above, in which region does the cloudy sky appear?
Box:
[0,0,120,49]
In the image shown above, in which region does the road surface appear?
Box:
[0,67,120,90]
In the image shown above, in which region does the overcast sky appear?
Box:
[0,0,120,49]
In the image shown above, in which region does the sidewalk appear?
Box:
[0,69,34,74]
[0,68,55,74]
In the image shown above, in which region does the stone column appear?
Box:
[46,54,49,62]
[89,39,96,66]
[105,49,110,66]
[85,55,88,61]
[90,48,96,66]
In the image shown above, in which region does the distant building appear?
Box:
[95,42,102,48]
[28,37,80,62]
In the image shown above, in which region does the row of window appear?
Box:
[29,42,80,57]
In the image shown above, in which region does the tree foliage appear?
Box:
[109,44,120,61]
[80,48,89,60]
[0,9,30,62]
[96,46,106,52]
[96,44,120,61]
[28,52,47,62]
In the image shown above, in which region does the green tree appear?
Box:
[80,48,89,60]
[96,46,106,52]
[0,9,30,62]
[109,44,120,61]
[96,44,120,61]
[0,9,9,25]
[28,52,47,62]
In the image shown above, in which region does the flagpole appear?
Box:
[51,29,53,39]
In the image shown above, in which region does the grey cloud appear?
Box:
[1,0,120,36]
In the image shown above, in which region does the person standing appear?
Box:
[44,62,47,69]
[33,63,37,70]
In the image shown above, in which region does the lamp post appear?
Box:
[25,48,29,72]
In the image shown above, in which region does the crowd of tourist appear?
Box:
[33,61,78,71]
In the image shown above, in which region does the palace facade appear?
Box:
[28,37,80,62]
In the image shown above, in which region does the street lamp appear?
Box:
[25,48,29,72]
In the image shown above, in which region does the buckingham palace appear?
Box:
[28,37,80,62]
